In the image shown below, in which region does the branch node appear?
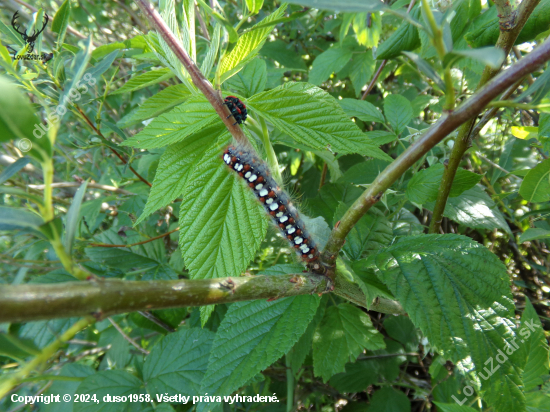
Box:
[219,278,236,293]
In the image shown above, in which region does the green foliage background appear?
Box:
[1,0,550,411]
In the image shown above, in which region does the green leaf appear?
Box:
[519,228,550,243]
[520,299,549,391]
[286,0,386,12]
[288,296,328,373]
[403,51,446,91]
[178,140,268,279]
[61,37,93,113]
[446,47,505,69]
[19,318,78,348]
[64,181,88,254]
[309,44,353,86]
[0,333,40,361]
[384,315,418,351]
[375,5,421,60]
[465,2,550,48]
[425,186,511,235]
[368,387,411,412]
[372,234,524,412]
[84,50,119,82]
[350,260,394,305]
[406,164,481,204]
[313,303,385,381]
[52,0,71,49]
[200,24,221,78]
[143,328,214,396]
[308,182,363,226]
[85,247,160,271]
[433,402,479,412]
[338,159,390,185]
[196,0,238,43]
[335,204,393,260]
[121,95,218,149]
[511,126,538,140]
[0,157,30,185]
[219,4,287,83]
[348,52,375,97]
[260,39,308,71]
[135,124,227,225]
[91,36,148,61]
[0,206,43,231]
[198,294,320,411]
[246,0,264,14]
[328,360,378,392]
[384,94,413,135]
[112,68,175,95]
[0,76,52,162]
[118,84,192,128]
[248,82,392,161]
[338,98,385,123]
[74,370,148,412]
[519,159,550,203]
[224,59,267,97]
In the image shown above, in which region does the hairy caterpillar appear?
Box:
[222,144,322,268]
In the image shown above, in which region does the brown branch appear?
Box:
[89,226,180,247]
[75,106,152,187]
[0,274,329,323]
[361,60,386,100]
[323,37,550,265]
[428,0,541,234]
[134,0,248,146]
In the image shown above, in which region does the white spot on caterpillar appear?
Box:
[266,198,274,205]
[248,174,258,182]
[276,212,284,218]
[244,171,252,179]
[236,163,244,171]
[259,188,268,197]
[287,227,296,234]
[294,236,303,245]
[224,154,231,163]
[255,183,263,190]
[279,215,289,223]
[302,247,310,254]
[269,203,278,211]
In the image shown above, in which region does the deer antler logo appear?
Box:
[11,11,49,55]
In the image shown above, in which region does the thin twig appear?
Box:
[108,318,150,355]
[475,152,512,175]
[361,61,386,100]
[195,3,210,41]
[28,182,135,195]
[138,311,176,332]
[75,106,152,187]
[361,0,415,100]
[319,163,327,189]
[89,227,180,247]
